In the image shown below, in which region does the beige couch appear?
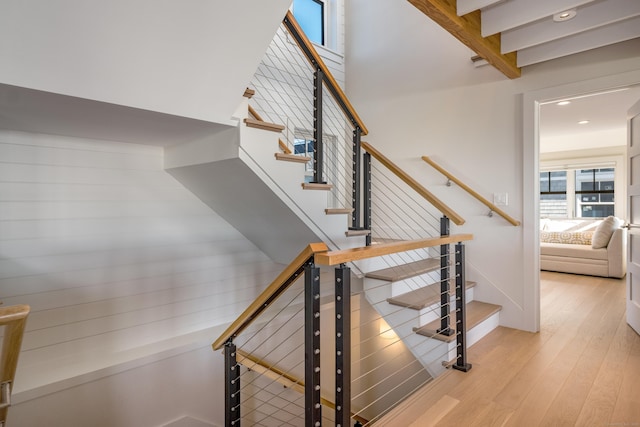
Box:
[540,216,626,278]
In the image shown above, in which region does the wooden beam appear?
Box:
[407,0,521,79]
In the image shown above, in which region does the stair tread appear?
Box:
[365,258,440,282]
[387,281,477,310]
[243,88,255,98]
[244,118,285,132]
[413,301,502,342]
[325,208,354,215]
[302,182,333,191]
[275,153,310,163]
[346,229,371,237]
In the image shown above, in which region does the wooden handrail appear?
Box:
[315,234,473,266]
[212,243,328,350]
[361,141,465,226]
[0,304,30,424]
[236,349,368,424]
[422,156,521,226]
[283,11,368,136]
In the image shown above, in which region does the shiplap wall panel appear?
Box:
[0,130,282,394]
[0,215,229,240]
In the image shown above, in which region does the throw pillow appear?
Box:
[591,216,620,249]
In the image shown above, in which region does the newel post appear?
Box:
[312,68,325,184]
[438,216,454,337]
[335,264,351,427]
[224,341,241,426]
[305,260,322,425]
[452,242,472,372]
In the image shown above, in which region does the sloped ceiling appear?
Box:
[408,0,640,78]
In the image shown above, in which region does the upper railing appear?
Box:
[363,142,465,227]
[282,11,368,136]
[422,156,521,226]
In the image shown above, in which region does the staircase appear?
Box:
[363,254,501,376]
[167,102,502,378]
[191,12,503,424]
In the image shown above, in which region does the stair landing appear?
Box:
[413,301,502,342]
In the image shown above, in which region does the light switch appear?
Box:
[494,193,508,206]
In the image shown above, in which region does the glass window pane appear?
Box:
[293,0,324,45]
[574,168,615,218]
[549,171,566,192]
[539,172,549,193]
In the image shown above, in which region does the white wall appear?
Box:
[0,130,282,425]
[345,6,640,331]
[9,344,224,427]
[0,0,291,125]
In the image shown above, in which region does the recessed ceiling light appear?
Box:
[557,101,571,106]
[578,120,590,125]
[553,9,577,22]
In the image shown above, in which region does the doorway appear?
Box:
[522,71,640,332]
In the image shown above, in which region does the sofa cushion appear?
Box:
[591,216,621,249]
[540,242,608,260]
[540,230,593,245]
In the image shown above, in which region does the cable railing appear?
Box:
[213,235,472,426]
[422,156,521,226]
[217,10,480,426]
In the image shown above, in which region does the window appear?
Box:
[540,167,615,218]
[575,168,615,218]
[293,0,325,45]
[540,171,568,217]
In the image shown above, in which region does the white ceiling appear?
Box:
[458,0,640,68]
[539,84,640,153]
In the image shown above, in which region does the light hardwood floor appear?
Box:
[379,271,640,426]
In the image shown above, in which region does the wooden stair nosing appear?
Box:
[413,301,502,342]
[302,182,333,191]
[325,208,354,215]
[387,281,477,310]
[346,229,371,237]
[275,153,310,164]
[365,258,440,282]
[244,118,285,132]
[243,88,255,98]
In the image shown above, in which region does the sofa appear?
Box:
[540,216,626,278]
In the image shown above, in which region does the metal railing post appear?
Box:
[438,216,454,336]
[313,68,325,184]
[335,264,351,427]
[363,152,372,246]
[305,261,322,425]
[352,127,362,229]
[452,242,472,372]
[224,341,241,427]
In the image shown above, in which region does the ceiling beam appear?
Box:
[407,0,521,79]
